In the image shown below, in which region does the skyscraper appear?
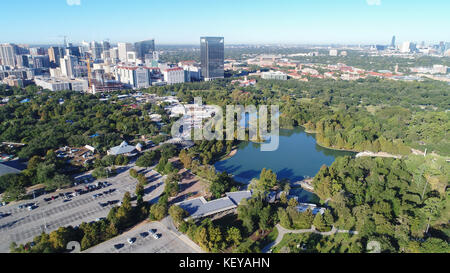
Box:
[134,39,155,62]
[48,46,64,67]
[117,42,133,63]
[200,37,224,81]
[102,40,111,52]
[60,55,78,78]
[90,41,103,60]
[0,43,18,67]
[400,41,411,53]
[391,36,396,48]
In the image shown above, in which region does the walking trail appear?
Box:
[261,224,358,253]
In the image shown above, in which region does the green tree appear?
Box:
[226,227,242,246]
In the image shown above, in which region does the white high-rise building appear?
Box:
[117,42,134,62]
[60,55,78,78]
[400,41,411,53]
[115,66,150,89]
[0,44,18,67]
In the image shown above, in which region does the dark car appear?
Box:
[108,200,119,205]
[114,244,124,250]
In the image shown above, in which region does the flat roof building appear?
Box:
[261,71,288,80]
[34,77,88,92]
[175,191,252,221]
[163,67,185,85]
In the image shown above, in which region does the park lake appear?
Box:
[214,127,355,202]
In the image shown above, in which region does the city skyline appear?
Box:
[1,0,450,45]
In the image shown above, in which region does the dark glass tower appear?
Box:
[200,37,224,80]
[134,39,155,62]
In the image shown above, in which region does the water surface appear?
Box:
[215,127,355,184]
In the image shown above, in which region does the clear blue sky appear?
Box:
[0,0,449,45]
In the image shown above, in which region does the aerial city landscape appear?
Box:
[0,0,448,258]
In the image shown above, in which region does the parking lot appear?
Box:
[0,164,165,253]
[84,221,201,253]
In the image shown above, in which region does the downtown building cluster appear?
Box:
[0,37,224,93]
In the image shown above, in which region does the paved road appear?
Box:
[262,224,359,253]
[84,220,202,253]
[0,164,165,253]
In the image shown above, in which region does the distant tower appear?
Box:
[200,37,224,81]
[395,64,399,74]
[391,36,396,48]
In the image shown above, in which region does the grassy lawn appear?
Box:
[273,232,361,253]
[258,227,278,249]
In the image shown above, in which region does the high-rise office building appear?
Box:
[200,37,224,81]
[0,43,18,67]
[102,40,111,52]
[60,55,78,78]
[391,36,396,48]
[90,41,103,60]
[400,41,411,53]
[31,55,50,69]
[134,39,155,62]
[117,42,134,63]
[48,46,65,67]
[65,45,81,58]
[16,55,30,68]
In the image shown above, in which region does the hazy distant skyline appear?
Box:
[1,0,449,45]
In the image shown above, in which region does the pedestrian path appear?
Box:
[262,224,358,253]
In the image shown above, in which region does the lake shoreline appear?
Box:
[215,126,355,190]
[219,126,358,164]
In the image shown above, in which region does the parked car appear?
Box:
[127,238,136,244]
[152,233,160,240]
[114,244,124,250]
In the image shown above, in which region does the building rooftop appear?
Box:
[175,190,253,220]
[0,160,27,177]
[107,141,137,155]
[296,203,326,215]
[226,190,252,205]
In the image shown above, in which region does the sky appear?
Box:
[0,0,449,45]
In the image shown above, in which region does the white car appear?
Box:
[127,238,136,244]
[152,233,160,240]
